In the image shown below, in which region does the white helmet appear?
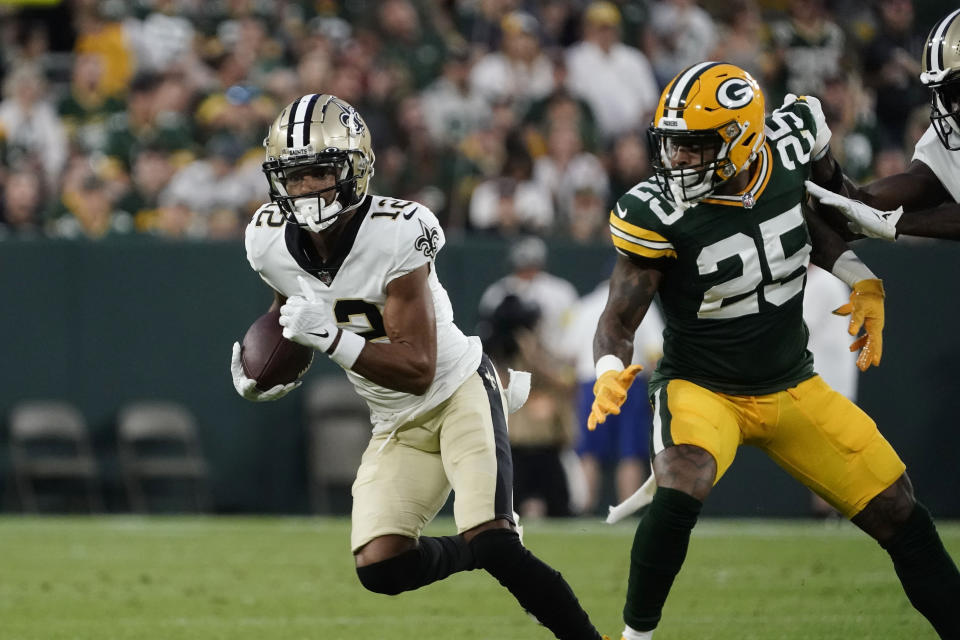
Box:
[920,9,960,149]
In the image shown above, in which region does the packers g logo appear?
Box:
[716,78,754,109]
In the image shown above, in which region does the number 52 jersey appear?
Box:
[610,100,826,395]
[245,195,483,434]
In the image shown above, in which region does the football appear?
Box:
[241,309,314,390]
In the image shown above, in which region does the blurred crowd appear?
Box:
[0,0,939,241]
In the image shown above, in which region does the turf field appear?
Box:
[0,516,956,639]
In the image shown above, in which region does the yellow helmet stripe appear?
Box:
[664,61,721,118]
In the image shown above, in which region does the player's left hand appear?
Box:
[805,181,901,241]
[833,278,885,371]
[279,276,340,352]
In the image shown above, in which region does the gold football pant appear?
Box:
[650,375,905,517]
[350,355,514,552]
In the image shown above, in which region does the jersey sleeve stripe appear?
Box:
[612,234,677,259]
[610,225,674,251]
[609,213,671,243]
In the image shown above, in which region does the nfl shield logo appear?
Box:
[318,270,332,285]
[741,193,756,209]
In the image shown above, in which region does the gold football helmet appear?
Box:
[920,9,960,149]
[648,62,765,204]
[263,94,375,231]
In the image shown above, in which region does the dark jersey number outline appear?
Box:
[333,299,387,341]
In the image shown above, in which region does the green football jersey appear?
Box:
[610,100,825,395]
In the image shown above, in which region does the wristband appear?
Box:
[329,329,365,369]
[595,354,625,379]
[831,250,877,288]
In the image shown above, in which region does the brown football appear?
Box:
[241,309,314,391]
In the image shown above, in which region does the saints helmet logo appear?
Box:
[415,219,440,258]
[332,99,365,136]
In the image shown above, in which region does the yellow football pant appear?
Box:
[650,375,905,518]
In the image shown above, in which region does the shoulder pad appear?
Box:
[609,181,678,260]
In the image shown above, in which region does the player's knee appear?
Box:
[854,474,917,542]
[355,549,419,595]
[469,528,529,573]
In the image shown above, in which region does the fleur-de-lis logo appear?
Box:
[333,99,364,136]
[415,219,440,258]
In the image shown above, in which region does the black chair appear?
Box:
[9,400,103,512]
[304,376,371,513]
[117,401,210,513]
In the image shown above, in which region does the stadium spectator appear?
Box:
[605,130,652,212]
[569,276,663,516]
[468,142,553,236]
[57,53,125,154]
[708,0,772,84]
[102,72,195,175]
[0,169,44,237]
[565,1,658,141]
[523,52,601,154]
[470,11,554,110]
[646,0,718,88]
[0,62,67,188]
[375,0,447,93]
[72,1,136,98]
[767,0,846,105]
[533,122,609,228]
[419,46,491,148]
[478,237,582,517]
[860,0,927,148]
[819,71,877,182]
[567,185,610,244]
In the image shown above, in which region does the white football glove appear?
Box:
[230,341,301,402]
[805,180,902,241]
[278,275,340,352]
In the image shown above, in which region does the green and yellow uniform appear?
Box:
[610,100,904,516]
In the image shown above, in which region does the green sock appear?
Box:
[623,487,702,632]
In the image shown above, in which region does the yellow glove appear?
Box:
[832,278,884,372]
[588,364,644,431]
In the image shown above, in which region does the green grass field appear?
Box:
[0,516,956,640]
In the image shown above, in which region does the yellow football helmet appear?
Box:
[648,62,765,204]
[263,94,375,232]
[920,8,960,149]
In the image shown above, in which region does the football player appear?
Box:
[589,63,960,639]
[231,94,606,640]
[806,8,960,241]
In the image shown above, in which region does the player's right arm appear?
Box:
[589,253,663,430]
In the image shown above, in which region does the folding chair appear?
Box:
[9,400,103,512]
[304,376,371,513]
[117,401,210,513]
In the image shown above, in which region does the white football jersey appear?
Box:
[245,195,483,434]
[912,125,960,203]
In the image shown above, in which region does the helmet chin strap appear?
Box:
[293,196,343,233]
